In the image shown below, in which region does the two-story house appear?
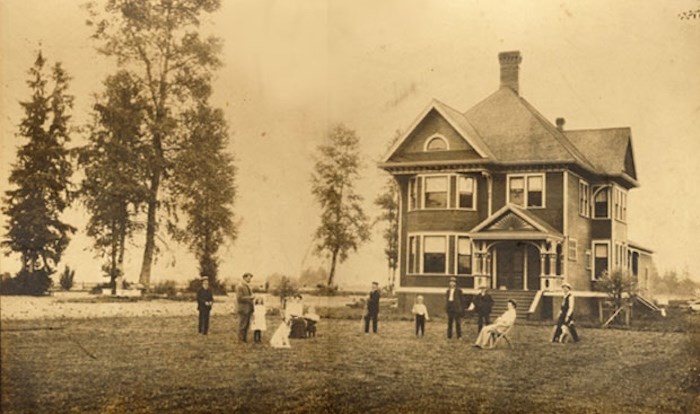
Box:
[379,51,655,319]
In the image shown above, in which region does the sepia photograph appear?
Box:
[1,1,699,412]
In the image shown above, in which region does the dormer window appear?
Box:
[424,135,448,151]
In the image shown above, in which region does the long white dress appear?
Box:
[251,304,267,331]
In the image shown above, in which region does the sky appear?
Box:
[1,0,699,288]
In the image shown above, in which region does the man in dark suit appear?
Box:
[196,276,214,335]
[445,277,466,339]
[236,272,255,343]
[364,281,381,334]
[472,285,494,334]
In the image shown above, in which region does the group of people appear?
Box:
[197,272,580,348]
[196,272,320,348]
[364,276,580,347]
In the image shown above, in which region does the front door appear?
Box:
[496,242,524,290]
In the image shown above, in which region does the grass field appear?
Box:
[2,312,699,413]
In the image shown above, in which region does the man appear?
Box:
[196,276,214,335]
[236,272,255,343]
[552,282,580,343]
[474,299,517,348]
[472,285,494,334]
[445,277,466,339]
[364,281,380,334]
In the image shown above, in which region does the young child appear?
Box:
[411,295,430,337]
[270,318,291,349]
[251,297,267,343]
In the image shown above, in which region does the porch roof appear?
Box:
[468,204,563,241]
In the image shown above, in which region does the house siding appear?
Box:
[566,172,593,290]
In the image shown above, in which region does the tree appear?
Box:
[311,124,371,287]
[86,0,224,286]
[596,269,637,325]
[374,177,399,294]
[78,71,151,290]
[59,265,76,291]
[2,52,76,294]
[167,103,237,290]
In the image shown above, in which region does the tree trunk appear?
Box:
[327,250,338,286]
[139,171,160,287]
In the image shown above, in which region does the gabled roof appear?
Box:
[564,128,638,182]
[382,99,494,162]
[469,204,563,240]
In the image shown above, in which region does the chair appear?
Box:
[487,323,514,349]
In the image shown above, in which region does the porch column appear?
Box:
[485,253,492,288]
[548,252,556,277]
[540,252,547,290]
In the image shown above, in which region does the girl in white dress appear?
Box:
[251,298,267,343]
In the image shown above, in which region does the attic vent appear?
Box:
[425,135,448,151]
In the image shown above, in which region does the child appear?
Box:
[270,318,291,349]
[411,295,430,337]
[251,297,267,343]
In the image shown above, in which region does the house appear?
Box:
[378,51,655,319]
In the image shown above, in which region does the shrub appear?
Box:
[152,280,178,297]
[315,284,339,296]
[1,269,53,296]
[59,266,75,291]
[90,282,112,294]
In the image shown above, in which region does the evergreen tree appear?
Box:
[167,103,237,291]
[2,52,75,294]
[311,124,371,287]
[78,71,151,289]
[86,0,224,286]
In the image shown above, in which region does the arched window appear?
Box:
[424,135,448,151]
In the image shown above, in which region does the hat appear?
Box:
[200,276,209,281]
[479,285,488,290]
[449,277,457,283]
[242,272,253,279]
[561,282,572,289]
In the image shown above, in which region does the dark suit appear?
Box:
[236,281,254,342]
[364,289,380,333]
[197,287,213,334]
[472,291,494,333]
[553,293,579,342]
[446,287,466,339]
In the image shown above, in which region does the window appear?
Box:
[423,236,446,273]
[614,187,627,222]
[408,236,418,274]
[593,187,609,218]
[456,237,472,274]
[425,136,448,151]
[593,242,609,280]
[578,180,590,217]
[408,177,418,211]
[457,176,476,209]
[508,174,545,208]
[424,176,448,208]
[568,238,578,261]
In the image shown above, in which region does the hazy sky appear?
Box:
[1,0,699,287]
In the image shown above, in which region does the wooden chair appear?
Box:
[488,323,514,349]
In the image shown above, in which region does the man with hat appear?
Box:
[552,282,579,342]
[364,281,381,334]
[471,285,494,334]
[236,272,255,343]
[196,276,214,335]
[445,277,466,339]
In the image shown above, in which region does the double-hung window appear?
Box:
[457,176,476,209]
[423,236,447,273]
[593,188,609,219]
[424,176,448,209]
[508,174,545,208]
[456,237,472,274]
[578,180,590,217]
[593,242,609,280]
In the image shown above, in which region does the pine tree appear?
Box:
[311,124,371,287]
[2,52,75,294]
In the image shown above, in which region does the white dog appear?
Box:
[270,320,291,349]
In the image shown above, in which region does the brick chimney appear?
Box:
[498,51,522,95]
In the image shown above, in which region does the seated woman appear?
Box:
[285,295,307,339]
[473,299,517,348]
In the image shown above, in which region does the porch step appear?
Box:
[483,290,538,319]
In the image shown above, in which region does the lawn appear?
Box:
[2,313,699,413]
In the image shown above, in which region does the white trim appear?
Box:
[456,175,478,211]
[563,171,568,280]
[506,173,546,209]
[397,176,404,287]
[592,185,611,219]
[454,235,474,275]
[421,174,450,210]
[578,179,590,218]
[469,204,556,235]
[410,173,479,211]
[423,134,450,151]
[381,100,490,163]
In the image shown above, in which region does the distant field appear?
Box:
[2,314,699,413]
